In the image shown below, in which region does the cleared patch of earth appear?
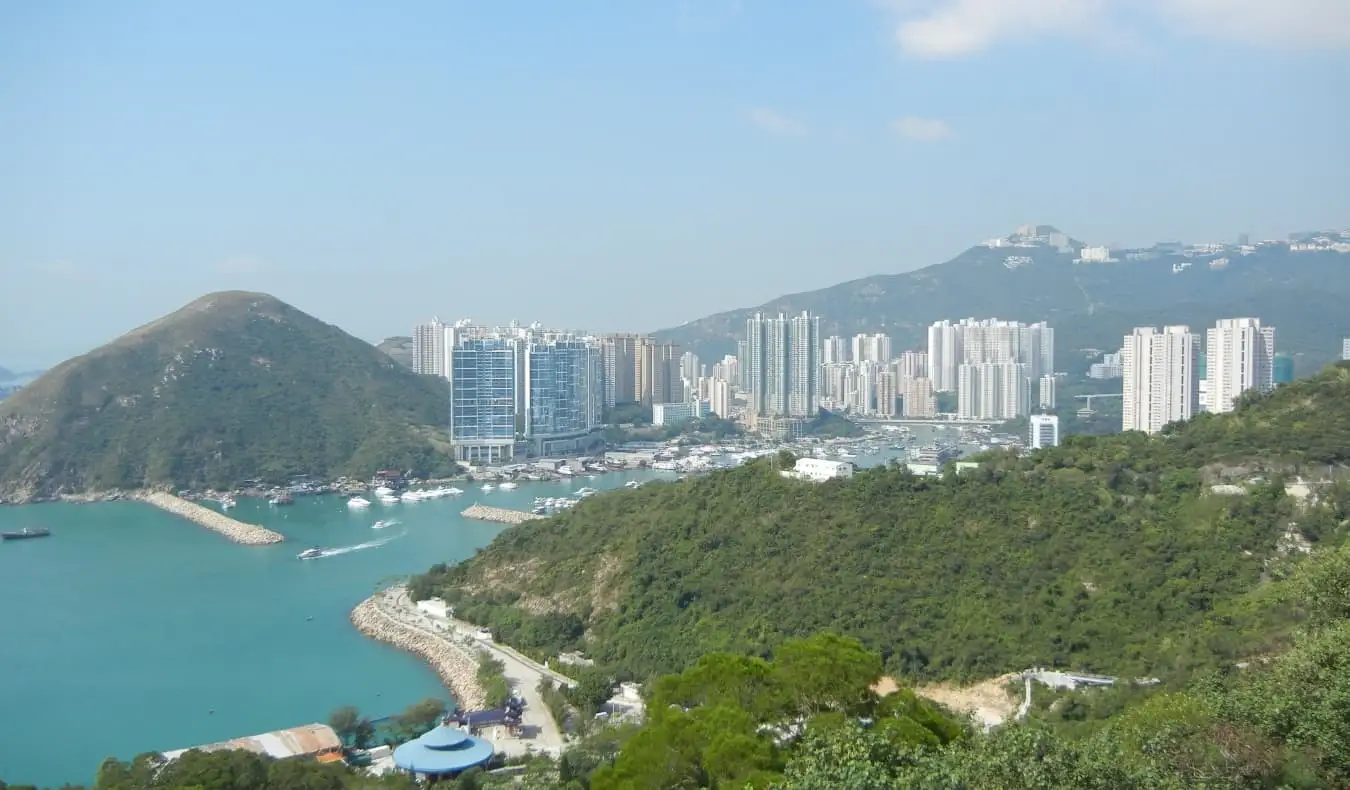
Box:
[875,673,1020,729]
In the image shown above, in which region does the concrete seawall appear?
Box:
[140,492,285,545]
[461,504,543,525]
[350,594,486,710]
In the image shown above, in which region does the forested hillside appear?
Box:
[413,363,1350,684]
[0,292,456,501]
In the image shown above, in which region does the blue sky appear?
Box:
[2,0,1347,369]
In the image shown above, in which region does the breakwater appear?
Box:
[350,594,486,710]
[139,492,285,545]
[461,504,543,525]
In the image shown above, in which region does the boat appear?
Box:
[297,547,324,560]
[498,481,518,490]
[220,495,237,509]
[481,483,495,492]
[2,527,51,541]
[378,494,400,505]
[374,486,395,497]
[269,494,294,506]
[347,496,372,509]
[372,520,393,530]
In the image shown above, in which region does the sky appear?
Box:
[2,0,1348,369]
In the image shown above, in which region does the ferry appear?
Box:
[347,496,372,509]
[297,547,324,560]
[2,527,51,541]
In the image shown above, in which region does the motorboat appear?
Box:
[378,494,399,504]
[298,547,324,560]
[220,495,237,509]
[374,486,395,497]
[481,483,495,492]
[498,481,518,490]
[347,496,372,509]
[372,520,394,530]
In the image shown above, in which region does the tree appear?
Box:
[773,634,882,717]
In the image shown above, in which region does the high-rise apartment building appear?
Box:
[1029,414,1060,449]
[736,340,749,391]
[902,377,937,418]
[600,333,641,407]
[1121,326,1199,434]
[710,379,732,419]
[957,362,1031,420]
[852,333,892,364]
[1038,375,1057,409]
[680,351,701,383]
[875,371,898,418]
[1343,338,1350,361]
[447,324,604,463]
[822,336,848,365]
[413,317,448,376]
[637,339,681,405]
[928,318,1053,392]
[1205,318,1275,414]
[744,311,820,419]
[893,351,928,381]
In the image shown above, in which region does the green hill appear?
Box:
[0,291,456,502]
[655,239,1350,368]
[412,363,1350,684]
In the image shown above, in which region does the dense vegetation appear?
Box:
[412,363,1350,686]
[0,292,457,500]
[655,241,1350,368]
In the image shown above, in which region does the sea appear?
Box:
[0,470,669,787]
[0,431,970,787]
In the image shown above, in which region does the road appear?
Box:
[376,585,573,758]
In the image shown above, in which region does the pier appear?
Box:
[140,491,285,545]
[460,504,543,525]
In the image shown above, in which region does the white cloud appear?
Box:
[881,0,1350,57]
[218,255,263,274]
[890,116,952,141]
[747,107,809,137]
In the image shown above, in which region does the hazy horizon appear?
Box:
[4,1,1348,369]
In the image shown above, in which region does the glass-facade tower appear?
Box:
[525,337,603,455]
[448,331,518,464]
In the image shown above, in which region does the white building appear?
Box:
[709,379,732,419]
[822,335,848,365]
[413,317,447,376]
[928,318,1054,393]
[1076,246,1116,263]
[957,362,1031,420]
[1029,414,1060,449]
[893,350,928,380]
[652,401,710,427]
[1038,375,1056,409]
[852,333,892,364]
[1206,318,1275,414]
[1343,337,1350,361]
[1122,326,1200,434]
[785,457,855,482]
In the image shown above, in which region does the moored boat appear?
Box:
[2,527,51,541]
[347,496,372,509]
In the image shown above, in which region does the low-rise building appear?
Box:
[161,724,343,764]
[783,458,855,482]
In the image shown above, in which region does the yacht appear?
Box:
[378,494,400,505]
[347,496,372,509]
[298,547,324,560]
[220,495,237,509]
[374,486,395,497]
[481,483,495,492]
[401,490,424,502]
[576,487,599,497]
[372,520,393,530]
[498,481,519,491]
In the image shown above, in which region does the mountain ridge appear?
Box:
[0,291,456,502]
[654,233,1350,365]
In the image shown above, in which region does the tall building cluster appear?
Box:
[819,338,934,419]
[597,334,683,407]
[743,311,821,435]
[1120,317,1276,434]
[413,319,605,463]
[927,319,1055,420]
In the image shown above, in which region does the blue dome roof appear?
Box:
[419,725,471,749]
[392,726,494,776]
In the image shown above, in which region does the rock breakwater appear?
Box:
[350,594,486,709]
[461,504,543,525]
[139,491,285,545]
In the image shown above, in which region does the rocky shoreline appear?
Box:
[139,491,285,545]
[350,593,486,710]
[461,504,543,525]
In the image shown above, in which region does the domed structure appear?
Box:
[392,720,494,777]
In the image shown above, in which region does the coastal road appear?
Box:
[377,586,572,757]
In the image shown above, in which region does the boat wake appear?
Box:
[312,532,404,559]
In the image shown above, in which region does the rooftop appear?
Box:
[160,723,341,761]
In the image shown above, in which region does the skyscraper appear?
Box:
[1206,318,1275,414]
[446,327,518,464]
[902,377,937,418]
[637,339,681,405]
[1121,326,1199,434]
[744,311,820,419]
[928,318,1053,393]
[413,317,447,376]
[852,333,892,364]
[821,335,848,365]
[600,333,641,407]
[957,362,1031,420]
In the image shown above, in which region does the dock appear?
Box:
[140,491,285,545]
[460,504,543,525]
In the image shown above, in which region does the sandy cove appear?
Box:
[139,491,285,545]
[350,592,487,710]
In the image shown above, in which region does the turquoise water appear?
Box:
[0,471,667,787]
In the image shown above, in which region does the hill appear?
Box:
[655,235,1350,366]
[0,292,456,502]
[412,363,1350,685]
[0,366,12,381]
[375,335,415,369]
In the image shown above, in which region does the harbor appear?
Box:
[139,491,285,545]
[460,504,543,525]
